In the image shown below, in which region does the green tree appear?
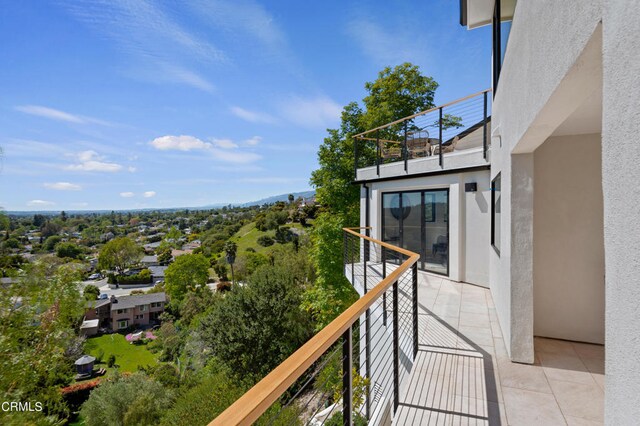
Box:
[0,262,85,422]
[43,235,63,251]
[164,253,209,302]
[84,284,100,300]
[161,371,244,426]
[80,373,171,426]
[56,241,84,259]
[224,241,237,286]
[157,244,172,265]
[199,262,314,381]
[98,237,143,272]
[165,226,182,249]
[288,193,294,204]
[308,63,441,328]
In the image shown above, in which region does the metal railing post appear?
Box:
[403,121,408,172]
[376,131,381,176]
[483,91,488,160]
[343,231,347,273]
[393,280,399,413]
[439,107,443,168]
[351,232,355,285]
[412,262,419,358]
[354,136,358,180]
[382,247,387,326]
[342,327,353,426]
[364,251,371,420]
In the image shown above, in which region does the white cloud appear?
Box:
[210,148,261,164]
[150,135,212,151]
[149,135,261,164]
[212,138,238,149]
[189,0,286,53]
[65,151,123,172]
[62,0,224,92]
[143,191,156,198]
[120,192,135,198]
[239,177,306,184]
[15,105,84,123]
[347,18,427,66]
[27,199,55,207]
[230,106,276,124]
[14,105,111,125]
[278,95,342,128]
[159,63,215,92]
[44,182,82,191]
[128,166,137,173]
[243,136,262,146]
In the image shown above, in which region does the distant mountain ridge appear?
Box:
[5,190,316,215]
[236,190,315,207]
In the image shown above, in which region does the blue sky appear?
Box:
[0,0,491,211]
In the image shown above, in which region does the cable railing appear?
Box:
[209,227,420,426]
[353,89,492,177]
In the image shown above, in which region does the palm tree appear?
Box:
[224,241,238,286]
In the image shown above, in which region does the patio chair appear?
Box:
[406,130,430,158]
[379,140,402,159]
[431,136,460,155]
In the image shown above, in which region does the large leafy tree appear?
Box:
[164,253,210,302]
[81,373,172,426]
[0,262,85,423]
[98,237,143,272]
[199,261,314,381]
[308,63,440,327]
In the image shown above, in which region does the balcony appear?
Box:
[353,90,491,183]
[211,229,604,425]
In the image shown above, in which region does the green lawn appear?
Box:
[231,222,308,254]
[84,333,158,373]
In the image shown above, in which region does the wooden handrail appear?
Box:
[209,228,419,426]
[353,88,492,139]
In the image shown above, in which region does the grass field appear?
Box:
[231,222,307,254]
[84,333,158,373]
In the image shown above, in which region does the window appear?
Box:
[116,308,128,314]
[151,302,162,308]
[118,320,128,329]
[139,305,147,312]
[135,314,144,320]
[492,173,502,255]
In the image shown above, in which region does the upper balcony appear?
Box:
[353,89,492,183]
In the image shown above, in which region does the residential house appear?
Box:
[82,293,166,333]
[110,293,166,331]
[212,0,640,424]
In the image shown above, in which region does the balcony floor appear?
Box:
[394,273,605,426]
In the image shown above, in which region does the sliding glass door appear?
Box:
[381,189,449,275]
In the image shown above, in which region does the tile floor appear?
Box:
[392,273,605,426]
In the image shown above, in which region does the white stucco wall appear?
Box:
[361,170,490,287]
[602,0,640,422]
[490,0,602,362]
[533,133,604,344]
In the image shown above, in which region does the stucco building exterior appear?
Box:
[353,0,639,422]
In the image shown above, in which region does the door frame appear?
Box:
[381,188,450,276]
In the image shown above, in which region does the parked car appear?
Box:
[88,273,102,280]
[98,293,108,300]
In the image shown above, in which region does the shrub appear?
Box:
[257,235,274,247]
[95,349,105,364]
[116,269,152,285]
[107,354,116,368]
[84,285,100,300]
